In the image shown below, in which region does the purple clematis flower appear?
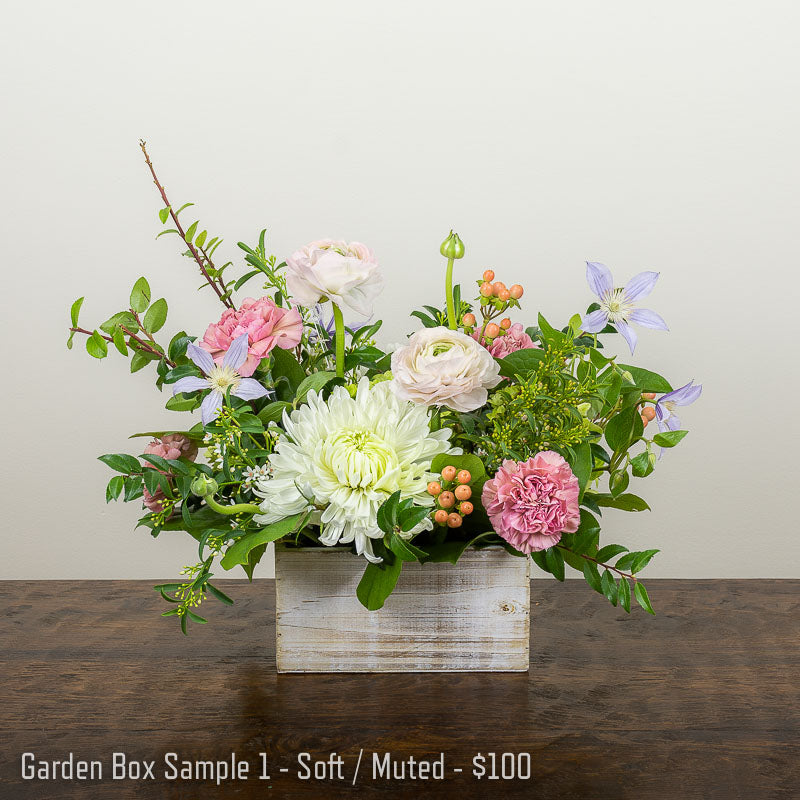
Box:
[172,333,270,425]
[580,262,669,354]
[655,380,702,433]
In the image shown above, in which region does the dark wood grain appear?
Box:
[1,580,798,799]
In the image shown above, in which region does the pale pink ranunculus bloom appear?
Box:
[390,326,501,412]
[285,239,383,317]
[476,323,537,359]
[200,297,303,377]
[482,451,580,553]
[141,434,198,513]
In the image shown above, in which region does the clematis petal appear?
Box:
[617,321,638,354]
[580,309,610,334]
[232,378,270,401]
[187,343,215,375]
[586,262,613,298]
[200,389,223,425]
[628,308,669,331]
[223,333,250,371]
[171,376,209,395]
[664,381,703,406]
[624,271,659,302]
[666,413,681,431]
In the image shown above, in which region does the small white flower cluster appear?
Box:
[242,464,273,490]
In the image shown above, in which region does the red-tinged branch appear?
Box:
[556,544,638,582]
[70,326,176,368]
[139,140,234,309]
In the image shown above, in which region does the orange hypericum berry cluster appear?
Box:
[427,466,474,528]
[639,392,657,427]
[462,268,524,344]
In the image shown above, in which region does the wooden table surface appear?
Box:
[1,579,797,799]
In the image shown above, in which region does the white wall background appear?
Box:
[2,1,798,580]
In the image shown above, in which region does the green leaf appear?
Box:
[594,493,651,512]
[166,393,200,412]
[105,476,125,502]
[537,313,565,346]
[545,546,565,581]
[634,581,655,614]
[270,348,305,393]
[419,533,495,565]
[295,371,337,404]
[186,610,207,624]
[185,221,199,242]
[430,453,486,482]
[568,441,593,498]
[174,202,194,216]
[630,549,660,573]
[158,207,170,224]
[143,298,168,334]
[206,583,234,605]
[258,401,292,425]
[130,277,151,313]
[595,544,628,563]
[582,560,602,592]
[609,469,630,497]
[356,558,403,611]
[376,491,402,533]
[195,229,207,248]
[388,532,427,562]
[398,506,430,533]
[168,332,192,361]
[112,326,128,355]
[616,365,672,394]
[98,453,141,474]
[653,430,689,448]
[601,569,618,606]
[70,296,84,328]
[99,311,138,335]
[630,451,655,478]
[605,405,639,453]
[85,330,108,359]
[220,513,310,570]
[496,348,546,378]
[619,576,631,612]
[130,350,157,373]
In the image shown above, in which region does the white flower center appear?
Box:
[208,365,241,394]
[601,288,634,323]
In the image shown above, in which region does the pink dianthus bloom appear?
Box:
[474,323,536,358]
[200,297,303,377]
[482,451,580,553]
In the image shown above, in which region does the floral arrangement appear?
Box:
[67,142,701,633]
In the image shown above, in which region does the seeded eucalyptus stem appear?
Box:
[138,140,234,309]
[332,302,346,378]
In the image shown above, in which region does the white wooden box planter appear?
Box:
[274,545,530,673]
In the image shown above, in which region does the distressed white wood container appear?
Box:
[274,545,530,673]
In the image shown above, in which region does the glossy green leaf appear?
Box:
[98,453,141,474]
[130,277,151,313]
[430,452,486,481]
[295,371,337,404]
[356,557,403,611]
[653,430,689,448]
[70,296,84,327]
[220,513,310,570]
[634,581,655,614]
[619,575,631,612]
[497,347,546,378]
[616,365,672,393]
[143,298,168,334]
[593,492,651,512]
[86,330,108,359]
[158,207,170,224]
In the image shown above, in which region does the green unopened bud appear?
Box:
[439,230,465,260]
[190,474,219,497]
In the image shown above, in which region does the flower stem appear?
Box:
[332,302,345,378]
[203,495,262,516]
[445,258,456,329]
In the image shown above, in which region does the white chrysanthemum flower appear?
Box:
[253,378,455,562]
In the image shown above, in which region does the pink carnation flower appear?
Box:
[141,434,198,513]
[200,297,303,377]
[474,323,537,359]
[482,451,580,553]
